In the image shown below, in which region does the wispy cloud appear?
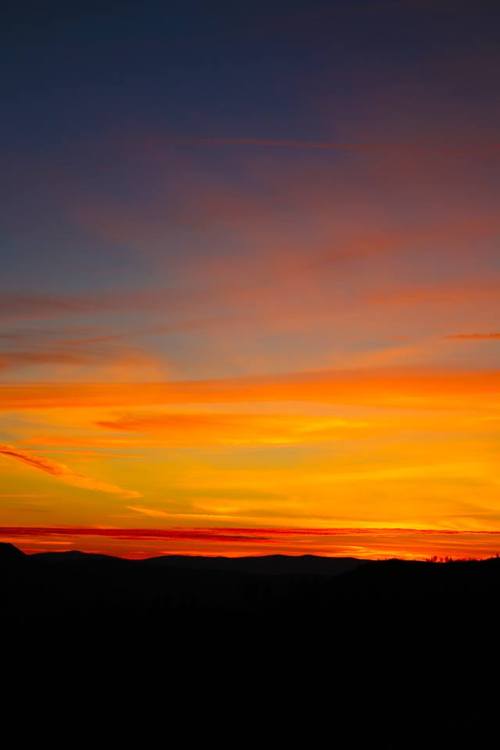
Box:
[190,137,394,151]
[1,367,498,411]
[97,411,373,446]
[127,505,173,519]
[0,350,92,371]
[0,525,265,543]
[366,281,500,306]
[0,289,176,321]
[0,339,166,380]
[446,332,500,340]
[3,525,500,560]
[188,136,500,156]
[0,443,141,498]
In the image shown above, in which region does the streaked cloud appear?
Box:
[0,289,179,321]
[189,136,500,156]
[0,367,498,411]
[366,281,500,306]
[0,443,140,499]
[3,525,500,560]
[0,350,96,371]
[446,332,500,340]
[97,411,373,446]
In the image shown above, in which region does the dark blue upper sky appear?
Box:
[1,0,499,375]
[3,0,500,148]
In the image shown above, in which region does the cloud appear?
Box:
[3,525,500,559]
[0,350,92,371]
[189,137,397,152]
[0,293,102,319]
[0,289,178,321]
[188,136,500,156]
[0,443,140,498]
[366,281,500,306]
[0,525,265,543]
[446,332,500,340]
[0,338,167,380]
[1,367,498,411]
[127,505,173,519]
[96,411,372,446]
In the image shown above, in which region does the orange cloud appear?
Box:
[0,443,141,499]
[446,332,500,340]
[1,367,498,410]
[96,412,372,446]
[366,281,500,306]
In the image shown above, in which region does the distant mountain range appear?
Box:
[11,545,364,574]
[3,541,500,618]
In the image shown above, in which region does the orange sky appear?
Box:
[1,364,499,558]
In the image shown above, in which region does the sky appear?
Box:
[1,0,499,559]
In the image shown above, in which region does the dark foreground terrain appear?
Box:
[3,542,500,633]
[2,542,498,742]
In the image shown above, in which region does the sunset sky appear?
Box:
[1,0,499,559]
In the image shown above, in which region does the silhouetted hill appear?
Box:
[31,549,126,564]
[0,542,26,561]
[139,552,364,575]
[3,545,500,632]
[0,547,366,625]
